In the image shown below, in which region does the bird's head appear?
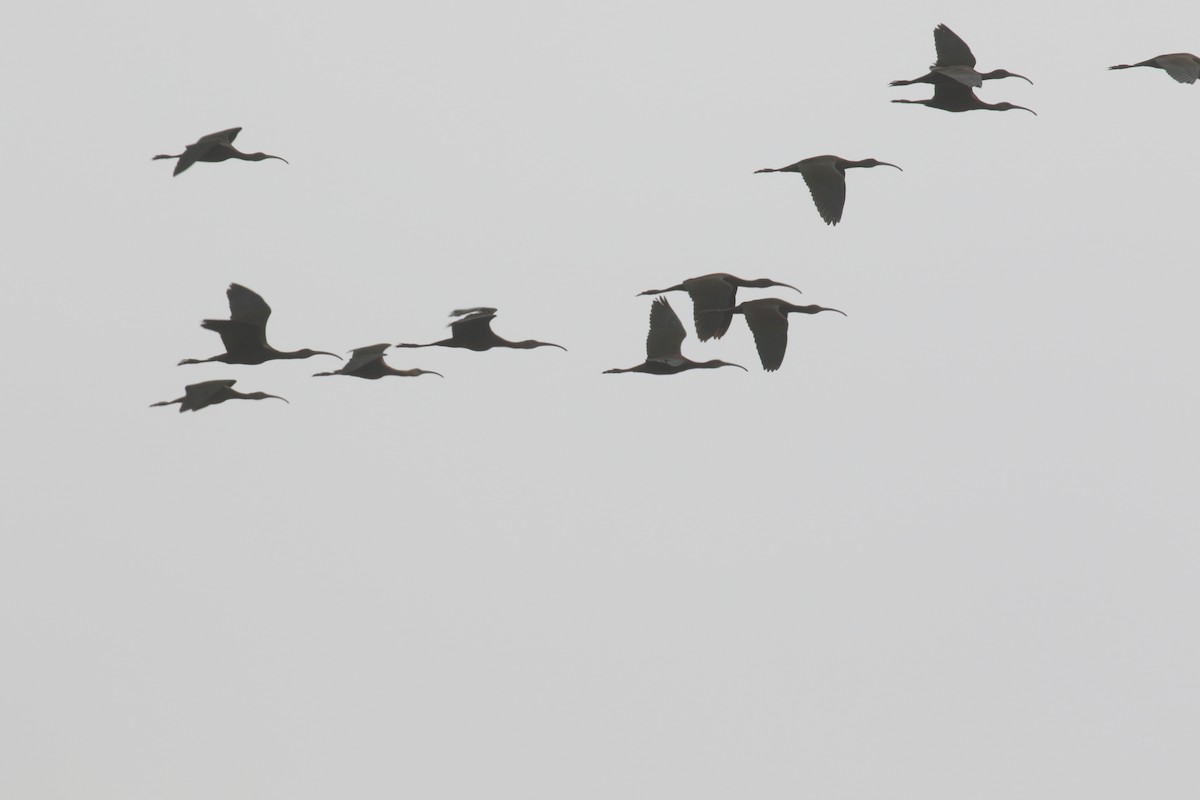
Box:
[699,360,748,372]
[994,102,1037,115]
[246,392,289,403]
[518,340,567,351]
[986,69,1034,85]
[296,349,343,361]
[784,303,847,316]
[743,278,802,293]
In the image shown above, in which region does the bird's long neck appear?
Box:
[509,339,565,350]
[152,153,183,160]
[784,303,846,316]
[234,151,287,163]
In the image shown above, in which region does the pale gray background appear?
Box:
[3,0,1198,797]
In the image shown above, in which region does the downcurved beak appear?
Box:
[267,394,289,403]
[268,155,289,164]
[729,363,749,372]
[824,307,848,316]
[880,162,902,171]
[425,371,445,378]
[318,351,344,361]
[1018,106,1038,115]
[775,282,802,294]
[1013,73,1034,85]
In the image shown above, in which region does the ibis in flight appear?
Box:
[151,379,288,412]
[890,23,1032,88]
[153,127,288,176]
[711,298,845,372]
[604,298,746,375]
[178,283,341,366]
[314,344,443,379]
[395,307,566,352]
[892,80,1037,114]
[755,155,901,226]
[1109,53,1200,84]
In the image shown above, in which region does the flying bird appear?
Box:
[890,23,1033,88]
[604,298,746,375]
[313,344,443,379]
[711,298,845,372]
[1109,53,1200,84]
[755,155,901,226]
[178,283,341,366]
[891,80,1037,114]
[150,379,288,412]
[395,307,566,352]
[153,127,288,176]
[638,273,801,341]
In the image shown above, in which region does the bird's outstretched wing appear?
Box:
[686,277,738,341]
[933,65,983,87]
[799,161,846,226]
[201,319,268,351]
[172,129,242,175]
[344,343,391,373]
[741,304,790,372]
[933,23,976,68]
[197,128,241,145]
[449,310,498,342]
[182,379,236,411]
[1159,54,1200,84]
[226,283,272,327]
[646,297,686,360]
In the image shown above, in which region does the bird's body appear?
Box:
[638,273,801,341]
[150,379,288,412]
[755,155,901,226]
[604,298,746,375]
[1109,53,1200,84]
[395,308,565,352]
[153,127,288,176]
[715,298,845,372]
[314,344,443,379]
[890,23,1032,88]
[891,80,1037,114]
[178,283,340,366]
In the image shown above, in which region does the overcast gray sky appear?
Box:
[3,0,1199,797]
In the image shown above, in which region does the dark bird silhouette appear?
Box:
[395,307,566,352]
[711,298,845,372]
[892,80,1037,114]
[151,379,288,412]
[153,127,288,176]
[890,23,1032,88]
[313,344,443,379]
[178,283,341,366]
[638,273,801,341]
[755,155,901,226]
[604,298,746,375]
[1109,53,1200,84]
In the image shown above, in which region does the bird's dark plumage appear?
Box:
[153,127,288,176]
[178,283,340,366]
[150,379,288,412]
[313,344,443,379]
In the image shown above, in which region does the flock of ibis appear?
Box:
[151,25,1197,411]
